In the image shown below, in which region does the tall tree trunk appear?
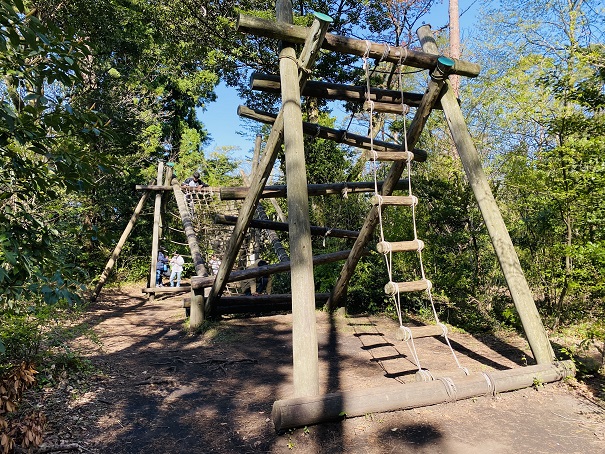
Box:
[449,0,461,97]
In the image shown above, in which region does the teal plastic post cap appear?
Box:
[313,12,334,23]
[437,56,455,67]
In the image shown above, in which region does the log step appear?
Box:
[376,239,424,254]
[384,279,431,295]
[394,324,445,341]
[183,293,331,309]
[362,150,414,162]
[371,195,418,207]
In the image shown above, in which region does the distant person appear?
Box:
[169,252,185,287]
[209,254,221,275]
[156,249,168,287]
[183,171,208,188]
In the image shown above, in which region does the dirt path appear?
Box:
[39,285,605,453]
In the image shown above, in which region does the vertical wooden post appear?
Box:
[277,0,319,398]
[252,134,262,176]
[172,181,209,326]
[93,191,150,300]
[148,161,164,301]
[417,25,554,364]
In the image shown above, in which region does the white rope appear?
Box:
[362,44,465,374]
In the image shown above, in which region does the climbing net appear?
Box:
[362,42,466,377]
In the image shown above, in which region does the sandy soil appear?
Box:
[35,285,605,453]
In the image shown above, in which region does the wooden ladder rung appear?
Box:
[371,195,418,207]
[362,150,414,162]
[376,239,424,254]
[394,324,445,341]
[384,279,431,295]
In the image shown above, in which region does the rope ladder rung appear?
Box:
[384,279,431,295]
[371,195,418,207]
[376,239,424,254]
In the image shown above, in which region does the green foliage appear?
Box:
[0,1,109,306]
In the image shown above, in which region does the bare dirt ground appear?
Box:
[36,284,605,453]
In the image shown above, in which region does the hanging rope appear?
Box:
[364,43,465,374]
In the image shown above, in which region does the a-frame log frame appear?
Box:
[416,25,554,364]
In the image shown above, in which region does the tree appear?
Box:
[1,0,107,307]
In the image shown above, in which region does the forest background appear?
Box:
[0,0,604,449]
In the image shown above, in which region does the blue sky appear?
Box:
[199,1,480,167]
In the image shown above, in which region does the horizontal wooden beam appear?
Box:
[250,73,434,109]
[191,249,359,290]
[141,286,191,294]
[238,105,427,160]
[215,214,359,239]
[136,184,220,192]
[220,179,410,201]
[271,361,574,431]
[237,15,480,78]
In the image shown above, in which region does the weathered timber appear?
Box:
[238,105,427,161]
[250,73,431,108]
[192,249,355,290]
[362,151,414,162]
[384,280,431,295]
[184,293,332,308]
[371,195,418,207]
[376,239,424,254]
[172,180,209,326]
[364,100,420,114]
[136,184,221,193]
[215,214,359,239]
[93,191,149,300]
[141,286,191,294]
[278,5,328,398]
[417,25,555,364]
[207,7,326,318]
[394,324,444,341]
[328,53,455,310]
[220,179,411,201]
[237,15,480,78]
[271,361,575,431]
[148,162,164,300]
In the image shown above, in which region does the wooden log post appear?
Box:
[279,5,331,398]
[172,180,209,328]
[148,161,165,301]
[93,190,149,300]
[271,361,574,431]
[328,56,455,310]
[417,25,555,364]
[206,11,327,313]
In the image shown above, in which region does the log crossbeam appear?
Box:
[220,179,411,201]
[237,15,480,78]
[238,105,427,161]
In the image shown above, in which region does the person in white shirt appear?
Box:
[169,252,185,287]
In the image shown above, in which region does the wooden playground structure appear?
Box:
[94,2,574,431]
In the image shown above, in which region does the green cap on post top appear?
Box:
[313,11,334,23]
